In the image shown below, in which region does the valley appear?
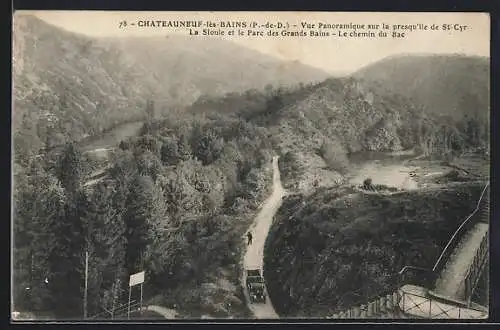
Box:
[12,12,490,321]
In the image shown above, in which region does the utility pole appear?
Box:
[127,285,131,320]
[140,282,143,312]
[111,282,117,320]
[84,250,89,319]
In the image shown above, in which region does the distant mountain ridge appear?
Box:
[352,54,490,122]
[105,36,332,106]
[190,52,490,156]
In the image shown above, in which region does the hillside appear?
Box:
[353,54,490,122]
[13,15,150,150]
[12,14,331,161]
[263,183,485,317]
[107,37,331,106]
[269,77,407,153]
[189,71,489,194]
[257,78,445,192]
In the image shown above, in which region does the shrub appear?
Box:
[319,140,350,175]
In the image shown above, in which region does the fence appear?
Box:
[328,285,487,320]
[464,231,489,304]
[112,301,143,319]
[328,291,401,319]
[398,286,487,319]
[432,182,490,275]
[89,299,142,320]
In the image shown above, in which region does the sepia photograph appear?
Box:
[11,11,490,321]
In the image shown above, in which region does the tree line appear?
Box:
[13,111,274,318]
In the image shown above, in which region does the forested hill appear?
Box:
[12,14,330,163]
[191,72,489,157]
[353,54,490,122]
[190,65,489,191]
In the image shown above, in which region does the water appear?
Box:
[347,151,416,166]
[346,151,418,190]
[80,121,145,151]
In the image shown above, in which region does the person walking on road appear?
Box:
[247,231,253,245]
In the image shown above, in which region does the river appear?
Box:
[346,151,419,191]
[79,121,145,151]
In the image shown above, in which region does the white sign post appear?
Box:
[127,271,145,319]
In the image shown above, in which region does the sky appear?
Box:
[19,10,490,74]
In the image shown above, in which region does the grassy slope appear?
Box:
[264,183,484,317]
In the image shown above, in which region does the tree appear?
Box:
[83,182,127,315]
[56,142,83,195]
[177,133,192,161]
[136,135,161,155]
[142,181,169,278]
[13,167,66,312]
[191,125,224,165]
[13,171,86,317]
[108,150,138,212]
[281,151,304,179]
[466,117,482,147]
[264,83,274,96]
[319,140,350,175]
[162,171,199,219]
[48,189,88,317]
[266,87,285,111]
[244,168,267,199]
[161,136,180,166]
[123,175,167,275]
[135,150,162,181]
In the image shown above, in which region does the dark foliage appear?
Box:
[264,184,484,317]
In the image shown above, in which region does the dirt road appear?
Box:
[243,156,285,319]
[145,305,178,319]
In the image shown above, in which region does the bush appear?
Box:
[279,151,304,187]
[319,140,349,175]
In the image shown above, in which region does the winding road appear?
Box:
[242,156,285,319]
